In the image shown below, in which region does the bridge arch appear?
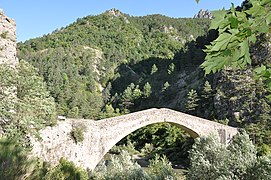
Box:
[30,108,238,171]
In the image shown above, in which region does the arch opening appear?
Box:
[97,121,199,171]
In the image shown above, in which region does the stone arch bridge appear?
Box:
[31,108,238,170]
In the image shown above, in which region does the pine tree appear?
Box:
[185,89,199,113]
[201,81,213,118]
[167,63,175,75]
[132,86,142,100]
[102,82,112,103]
[162,82,170,92]
[151,64,158,75]
[202,81,212,99]
[143,82,152,98]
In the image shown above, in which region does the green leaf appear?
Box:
[246,1,261,16]
[266,12,271,25]
[228,16,239,29]
[196,0,200,3]
[239,40,249,57]
[210,10,227,30]
[257,23,269,33]
[254,65,266,74]
[248,34,257,43]
[211,33,232,51]
[261,0,271,6]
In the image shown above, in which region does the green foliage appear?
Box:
[201,0,271,94]
[167,63,175,75]
[91,150,148,180]
[42,158,88,180]
[247,155,271,180]
[0,138,34,179]
[187,132,267,180]
[71,123,87,143]
[200,80,214,118]
[0,138,88,180]
[147,154,176,180]
[122,123,194,167]
[0,31,8,39]
[185,89,199,113]
[0,65,16,125]
[188,135,230,179]
[143,82,152,98]
[201,80,212,99]
[202,1,271,74]
[120,83,143,111]
[16,60,56,128]
[162,81,170,92]
[0,61,56,147]
[104,104,115,115]
[92,150,176,180]
[17,12,210,119]
[254,64,271,94]
[151,64,158,75]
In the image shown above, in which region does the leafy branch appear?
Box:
[201,0,271,90]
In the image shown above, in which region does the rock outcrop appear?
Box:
[194,9,213,19]
[0,9,18,67]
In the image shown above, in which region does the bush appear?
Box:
[0,138,35,179]
[0,61,57,147]
[147,154,176,180]
[0,31,7,39]
[91,150,147,180]
[71,123,86,143]
[187,132,268,180]
[41,158,88,180]
[91,150,177,180]
[247,155,271,180]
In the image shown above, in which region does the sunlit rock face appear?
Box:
[0,9,18,67]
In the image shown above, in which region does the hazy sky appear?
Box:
[1,0,243,42]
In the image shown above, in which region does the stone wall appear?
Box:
[0,9,18,67]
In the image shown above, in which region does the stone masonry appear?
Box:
[0,9,18,67]
[30,108,238,171]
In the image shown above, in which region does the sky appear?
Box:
[1,0,243,42]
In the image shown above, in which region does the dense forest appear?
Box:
[1,0,271,179]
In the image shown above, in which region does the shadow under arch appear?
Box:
[96,120,199,169]
[94,109,206,170]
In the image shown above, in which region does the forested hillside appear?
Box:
[18,9,210,119]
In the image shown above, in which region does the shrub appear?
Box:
[91,150,147,180]
[91,150,177,180]
[41,158,88,180]
[0,138,35,179]
[147,154,176,180]
[247,155,271,180]
[71,123,87,143]
[0,31,7,39]
[188,132,258,180]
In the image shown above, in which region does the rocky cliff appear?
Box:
[0,9,18,67]
[194,9,213,19]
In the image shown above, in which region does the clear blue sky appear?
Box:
[1,0,243,42]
